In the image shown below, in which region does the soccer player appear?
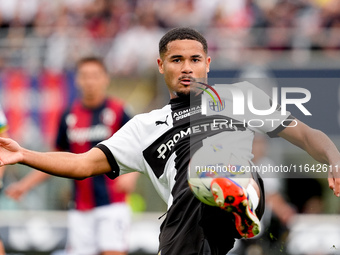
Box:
[0,103,8,255]
[0,28,340,255]
[5,57,139,255]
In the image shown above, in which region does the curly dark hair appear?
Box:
[159,27,208,57]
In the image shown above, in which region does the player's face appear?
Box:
[157,39,211,99]
[76,62,109,104]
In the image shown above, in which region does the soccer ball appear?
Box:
[187,144,251,206]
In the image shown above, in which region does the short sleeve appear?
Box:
[96,116,144,178]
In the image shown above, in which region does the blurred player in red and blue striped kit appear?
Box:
[6,57,139,255]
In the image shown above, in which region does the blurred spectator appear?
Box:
[155,0,202,28]
[261,0,299,51]
[44,9,73,72]
[0,0,38,28]
[105,8,163,76]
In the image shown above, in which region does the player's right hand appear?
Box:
[0,137,23,166]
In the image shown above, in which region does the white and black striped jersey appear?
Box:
[97,82,292,209]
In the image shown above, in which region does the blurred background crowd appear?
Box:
[1,0,340,254]
[0,0,340,74]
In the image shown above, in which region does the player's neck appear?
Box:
[81,96,106,109]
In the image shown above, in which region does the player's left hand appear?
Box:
[328,161,340,197]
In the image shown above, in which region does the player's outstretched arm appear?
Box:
[278,119,340,197]
[0,137,112,179]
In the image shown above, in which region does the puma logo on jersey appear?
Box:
[155,115,168,126]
